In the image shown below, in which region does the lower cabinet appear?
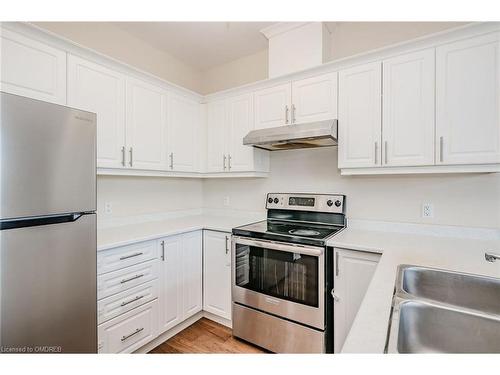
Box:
[333,248,381,353]
[203,230,232,321]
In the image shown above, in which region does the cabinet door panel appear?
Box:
[436,32,500,165]
[203,231,231,320]
[292,72,338,124]
[227,93,255,171]
[68,55,126,169]
[254,83,292,129]
[206,100,227,172]
[168,94,200,172]
[159,236,182,333]
[333,248,380,353]
[338,62,382,168]
[182,231,202,319]
[0,28,66,104]
[382,49,435,166]
[126,78,168,170]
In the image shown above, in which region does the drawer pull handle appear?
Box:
[121,327,144,342]
[120,274,145,284]
[120,295,145,307]
[119,252,143,261]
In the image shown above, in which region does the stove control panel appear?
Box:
[266,193,345,214]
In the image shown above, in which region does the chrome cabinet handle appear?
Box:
[228,154,232,170]
[121,146,126,166]
[384,141,388,165]
[120,295,145,307]
[285,105,289,124]
[331,289,340,302]
[223,154,227,171]
[291,104,296,124]
[119,252,143,261]
[225,235,229,254]
[169,152,174,170]
[120,274,144,284]
[485,252,500,263]
[121,327,144,342]
[129,147,133,167]
[439,136,444,163]
[335,251,339,276]
[374,142,378,165]
[161,240,165,261]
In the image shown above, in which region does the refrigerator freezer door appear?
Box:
[1,213,97,353]
[0,92,96,220]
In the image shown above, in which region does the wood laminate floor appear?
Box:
[149,318,266,354]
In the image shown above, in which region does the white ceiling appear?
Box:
[115,22,274,71]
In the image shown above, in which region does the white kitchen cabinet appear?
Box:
[333,248,380,353]
[338,62,382,168]
[167,93,201,172]
[206,99,228,172]
[181,231,203,319]
[67,55,127,169]
[436,32,500,165]
[382,49,435,167]
[291,72,338,125]
[254,83,292,129]
[126,78,168,171]
[0,28,66,105]
[203,230,232,321]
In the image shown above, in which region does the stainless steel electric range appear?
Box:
[231,193,346,353]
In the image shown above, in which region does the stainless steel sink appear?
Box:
[386,265,500,353]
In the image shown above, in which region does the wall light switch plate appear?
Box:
[422,203,434,218]
[104,202,113,215]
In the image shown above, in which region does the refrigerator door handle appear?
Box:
[0,212,89,231]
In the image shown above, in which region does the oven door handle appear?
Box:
[233,237,323,257]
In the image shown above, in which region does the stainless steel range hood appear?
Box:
[243,119,338,151]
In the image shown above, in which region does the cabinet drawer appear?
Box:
[98,280,159,324]
[97,259,160,300]
[98,300,158,354]
[97,240,158,275]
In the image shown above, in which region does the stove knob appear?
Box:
[335,200,342,207]
[327,200,333,207]
[268,197,273,204]
[274,198,279,204]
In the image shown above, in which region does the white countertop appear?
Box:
[97,214,263,251]
[328,227,500,353]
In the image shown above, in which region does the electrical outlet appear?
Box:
[104,202,113,215]
[422,203,434,218]
[223,196,230,207]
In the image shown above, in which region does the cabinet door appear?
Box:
[382,49,435,167]
[206,99,228,172]
[333,248,380,353]
[436,33,500,165]
[158,236,183,333]
[338,62,382,168]
[0,28,66,104]
[182,231,203,319]
[126,78,168,171]
[67,55,126,169]
[168,93,200,172]
[227,93,255,171]
[291,72,338,124]
[203,231,231,320]
[254,83,292,129]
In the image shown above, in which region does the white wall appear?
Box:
[202,148,500,229]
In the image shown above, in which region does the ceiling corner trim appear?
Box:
[260,22,312,39]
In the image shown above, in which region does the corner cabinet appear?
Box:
[333,248,381,353]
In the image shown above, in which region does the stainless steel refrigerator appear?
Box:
[0,92,97,353]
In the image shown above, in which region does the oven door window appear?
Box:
[235,242,319,307]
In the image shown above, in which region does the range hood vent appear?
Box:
[243,119,338,151]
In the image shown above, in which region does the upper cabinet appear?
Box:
[253,72,338,130]
[436,33,500,165]
[206,100,228,173]
[126,78,169,171]
[338,62,382,169]
[67,55,126,169]
[168,93,201,172]
[382,49,435,167]
[0,28,66,104]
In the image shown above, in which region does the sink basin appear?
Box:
[386,265,500,353]
[397,265,500,315]
[393,300,500,353]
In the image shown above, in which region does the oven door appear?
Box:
[232,236,324,330]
